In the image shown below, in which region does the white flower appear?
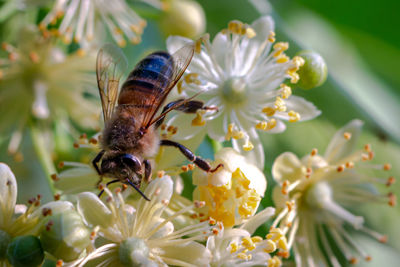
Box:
[0,162,76,266]
[166,16,321,168]
[206,207,278,267]
[39,0,162,47]
[271,120,396,266]
[0,27,99,156]
[192,148,267,228]
[75,175,216,266]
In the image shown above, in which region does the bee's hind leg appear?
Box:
[155,99,218,128]
[160,140,223,173]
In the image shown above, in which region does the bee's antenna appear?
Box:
[125,179,150,201]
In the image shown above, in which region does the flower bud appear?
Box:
[159,0,206,38]
[6,235,44,267]
[0,230,11,259]
[296,51,328,90]
[119,237,154,266]
[39,210,90,262]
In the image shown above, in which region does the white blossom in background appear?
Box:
[166,16,321,168]
[0,26,99,156]
[39,0,164,48]
[271,120,396,266]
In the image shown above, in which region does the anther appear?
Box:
[58,162,65,168]
[311,148,318,156]
[194,200,206,208]
[383,163,392,171]
[349,257,358,265]
[364,144,372,152]
[386,176,395,187]
[388,193,396,207]
[51,174,59,181]
[54,194,60,201]
[157,171,165,178]
[42,208,52,216]
[56,259,63,267]
[46,220,54,231]
[345,162,354,168]
[337,165,345,172]
[343,132,352,140]
[365,255,372,261]
[161,199,169,206]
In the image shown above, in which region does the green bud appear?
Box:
[40,210,90,262]
[159,0,206,38]
[119,237,152,266]
[296,50,328,90]
[0,230,11,259]
[6,235,44,267]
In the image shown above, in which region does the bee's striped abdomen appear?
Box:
[118,51,174,105]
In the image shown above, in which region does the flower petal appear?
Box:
[272,152,304,184]
[0,163,17,225]
[166,35,193,54]
[56,165,99,194]
[239,162,267,197]
[240,207,275,234]
[166,113,204,140]
[280,96,321,121]
[77,192,113,228]
[159,241,211,266]
[212,32,229,71]
[324,119,364,164]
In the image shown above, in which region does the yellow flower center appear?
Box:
[197,168,260,227]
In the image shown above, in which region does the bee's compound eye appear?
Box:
[120,154,142,173]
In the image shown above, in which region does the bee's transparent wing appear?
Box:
[142,42,195,129]
[96,44,128,122]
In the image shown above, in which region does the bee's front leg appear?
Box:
[92,150,105,175]
[143,159,152,183]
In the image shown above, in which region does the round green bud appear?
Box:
[40,210,90,262]
[159,0,206,38]
[119,237,152,266]
[296,50,328,90]
[6,235,44,267]
[0,230,11,259]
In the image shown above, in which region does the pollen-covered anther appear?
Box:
[54,193,60,200]
[343,132,352,140]
[345,161,355,168]
[51,174,59,181]
[361,153,369,161]
[268,31,276,42]
[386,176,395,187]
[274,97,287,112]
[188,164,195,170]
[184,73,201,85]
[364,144,372,152]
[157,170,165,178]
[46,220,54,231]
[350,257,358,265]
[337,165,345,172]
[288,110,300,122]
[276,54,289,64]
[29,51,40,63]
[194,200,206,208]
[273,42,289,57]
[192,110,206,126]
[256,121,268,130]
[230,242,239,253]
[277,250,290,259]
[365,255,372,261]
[228,20,247,35]
[212,228,219,235]
[264,239,277,253]
[286,201,295,212]
[73,142,79,148]
[161,199,169,206]
[42,208,52,216]
[280,84,292,99]
[268,256,282,267]
[243,140,254,151]
[281,180,290,195]
[388,192,396,207]
[237,252,251,261]
[56,259,64,267]
[262,106,276,117]
[89,138,98,144]
[383,163,392,171]
[311,148,318,156]
[114,187,122,194]
[181,165,189,172]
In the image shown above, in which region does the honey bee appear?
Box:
[93,43,221,199]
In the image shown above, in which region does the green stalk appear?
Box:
[30,125,56,194]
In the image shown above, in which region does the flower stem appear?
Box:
[30,125,56,194]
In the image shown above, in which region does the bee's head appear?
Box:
[100,153,142,180]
